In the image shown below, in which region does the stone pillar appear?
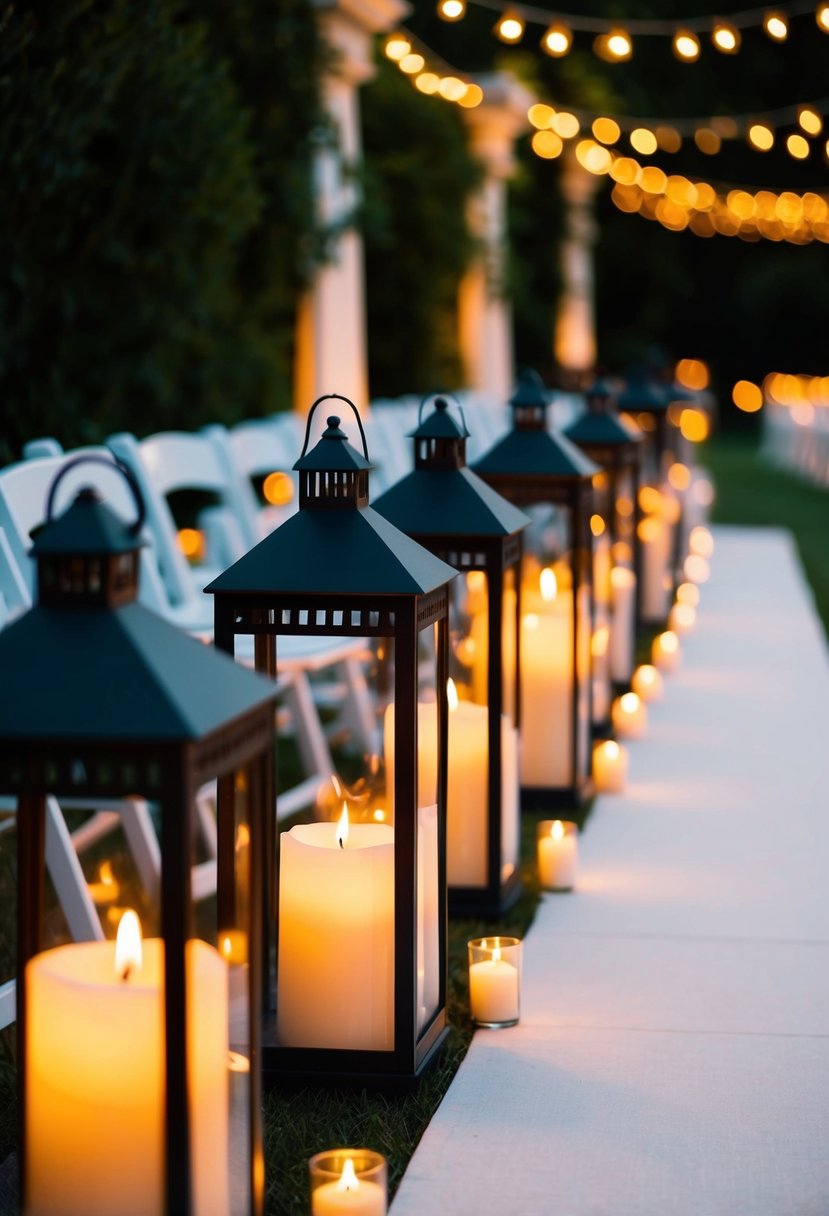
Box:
[553,145,600,382]
[458,74,532,402]
[294,0,409,415]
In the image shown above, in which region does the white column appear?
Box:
[294,0,409,416]
[553,145,600,380]
[459,74,532,403]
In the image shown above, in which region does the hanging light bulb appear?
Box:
[541,21,572,56]
[798,106,823,136]
[494,10,525,43]
[672,29,701,61]
[787,133,810,159]
[384,34,412,61]
[763,10,789,39]
[594,28,633,61]
[437,0,466,19]
[711,20,741,52]
[817,3,829,31]
[748,123,774,151]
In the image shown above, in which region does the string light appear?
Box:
[673,29,701,60]
[594,28,633,60]
[712,20,741,51]
[494,9,525,42]
[763,9,789,38]
[787,133,810,157]
[541,21,573,56]
[437,0,466,19]
[798,106,823,133]
[386,30,483,110]
[817,3,829,29]
[748,123,774,150]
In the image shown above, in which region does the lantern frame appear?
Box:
[564,377,643,691]
[0,458,276,1216]
[207,396,458,1089]
[473,372,598,810]
[373,395,529,917]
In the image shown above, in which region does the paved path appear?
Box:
[392,526,829,1216]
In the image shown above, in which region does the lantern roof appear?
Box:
[374,397,529,539]
[473,425,599,482]
[509,368,551,412]
[0,466,276,742]
[564,408,642,449]
[293,415,373,473]
[617,366,671,413]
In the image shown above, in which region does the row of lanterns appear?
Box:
[2,366,705,1214]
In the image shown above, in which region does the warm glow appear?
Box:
[373,808,386,823]
[638,485,663,515]
[495,11,525,42]
[385,34,411,61]
[438,0,466,20]
[672,603,697,631]
[459,82,484,108]
[590,513,606,536]
[591,625,610,657]
[447,677,460,712]
[656,126,683,153]
[695,128,722,155]
[690,526,715,558]
[177,527,204,561]
[532,130,564,159]
[336,802,350,849]
[467,570,486,593]
[455,635,477,666]
[684,554,711,583]
[637,517,661,544]
[596,28,633,60]
[541,22,572,55]
[659,630,679,654]
[673,30,701,60]
[732,379,764,413]
[675,358,710,390]
[640,165,667,194]
[115,909,143,980]
[491,944,502,963]
[712,21,740,52]
[576,140,612,174]
[529,103,556,130]
[787,134,810,160]
[636,665,657,688]
[337,1159,359,1194]
[415,72,440,95]
[540,567,558,603]
[677,581,700,607]
[630,128,658,156]
[438,76,468,102]
[399,53,425,74]
[551,111,580,139]
[680,407,710,443]
[620,692,640,714]
[668,463,691,491]
[262,470,294,506]
[593,116,621,144]
[748,124,774,152]
[819,2,829,30]
[763,10,788,39]
[551,819,565,841]
[604,740,620,760]
[798,107,823,136]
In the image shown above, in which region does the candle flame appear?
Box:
[492,945,502,964]
[551,819,564,841]
[337,1158,359,1193]
[660,630,679,654]
[373,808,386,823]
[447,678,459,713]
[638,665,656,685]
[605,740,620,760]
[115,909,143,982]
[540,567,558,603]
[620,692,640,714]
[99,860,115,887]
[336,802,349,849]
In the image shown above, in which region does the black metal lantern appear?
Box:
[472,371,599,810]
[564,376,643,693]
[372,395,529,917]
[207,396,458,1088]
[617,367,681,628]
[0,458,277,1216]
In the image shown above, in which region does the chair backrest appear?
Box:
[224,415,303,537]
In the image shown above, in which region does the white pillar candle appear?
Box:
[537,819,579,890]
[611,691,648,739]
[668,602,696,634]
[26,916,228,1216]
[520,581,574,788]
[311,1159,386,1216]
[638,513,672,620]
[652,629,682,672]
[468,938,521,1026]
[689,525,715,558]
[676,580,700,608]
[609,566,636,682]
[631,663,664,703]
[593,739,628,794]
[277,817,395,1050]
[591,622,612,724]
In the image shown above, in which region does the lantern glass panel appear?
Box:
[590,478,613,728]
[500,563,520,883]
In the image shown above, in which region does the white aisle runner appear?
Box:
[391,526,829,1216]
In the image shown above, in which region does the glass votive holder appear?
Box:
[537,819,579,890]
[611,690,647,739]
[309,1148,387,1216]
[631,663,663,704]
[592,739,628,794]
[652,629,681,672]
[467,936,522,1028]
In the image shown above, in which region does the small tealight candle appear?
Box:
[611,691,647,740]
[675,581,700,608]
[689,525,715,558]
[592,739,628,794]
[468,936,522,1027]
[537,819,578,890]
[652,630,682,673]
[668,602,696,634]
[631,664,663,704]
[309,1149,387,1216]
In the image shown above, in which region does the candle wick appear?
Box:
[121,963,132,983]
[338,836,344,850]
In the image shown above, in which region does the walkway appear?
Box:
[391,525,829,1216]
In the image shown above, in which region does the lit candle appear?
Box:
[468,937,521,1027]
[652,629,682,673]
[676,580,700,608]
[593,739,628,793]
[86,859,120,905]
[520,569,574,788]
[637,512,672,621]
[537,819,578,890]
[309,1151,387,1216]
[277,808,395,1050]
[631,663,664,703]
[609,566,636,682]
[26,910,228,1216]
[611,691,647,739]
[668,602,696,634]
[689,525,714,558]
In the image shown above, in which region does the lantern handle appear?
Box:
[300,394,370,462]
[418,391,468,435]
[45,455,146,536]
